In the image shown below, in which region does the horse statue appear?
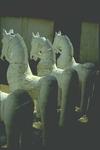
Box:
[30,32,80,128]
[0,29,58,148]
[53,31,96,117]
[0,89,34,150]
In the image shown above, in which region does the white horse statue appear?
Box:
[1,29,58,148]
[30,32,80,127]
[53,31,96,116]
[0,89,34,150]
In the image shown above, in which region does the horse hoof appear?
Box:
[78,115,88,124]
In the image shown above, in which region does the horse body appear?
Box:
[30,33,79,127]
[7,63,40,98]
[0,89,34,150]
[53,32,96,114]
[1,29,58,148]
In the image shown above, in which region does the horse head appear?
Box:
[53,31,74,57]
[30,32,52,61]
[1,29,28,64]
[1,29,15,61]
[53,31,63,54]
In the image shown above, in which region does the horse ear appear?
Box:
[58,31,61,35]
[42,37,46,41]
[32,32,35,37]
[55,32,58,36]
[9,29,14,34]
[36,32,40,37]
[55,31,61,37]
[3,29,7,36]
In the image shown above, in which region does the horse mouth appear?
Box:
[31,55,38,61]
[56,52,61,60]
[0,55,6,60]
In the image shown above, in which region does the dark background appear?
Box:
[0,0,99,21]
[0,0,99,84]
[0,0,99,58]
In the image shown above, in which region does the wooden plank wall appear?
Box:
[0,17,54,87]
[80,22,99,66]
[0,17,54,50]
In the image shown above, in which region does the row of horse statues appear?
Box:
[0,29,97,150]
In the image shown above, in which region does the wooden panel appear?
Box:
[0,17,54,50]
[0,17,23,36]
[80,22,99,64]
[22,18,54,50]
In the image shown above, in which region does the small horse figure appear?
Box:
[0,89,34,150]
[53,31,96,117]
[1,29,58,148]
[30,32,80,127]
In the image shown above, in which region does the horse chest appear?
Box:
[37,61,53,76]
[57,55,66,67]
[7,64,26,80]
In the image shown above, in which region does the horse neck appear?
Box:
[37,47,57,76]
[7,40,33,76]
[25,63,33,75]
[40,48,56,66]
[8,39,29,64]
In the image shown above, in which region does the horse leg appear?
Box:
[58,87,62,109]
[3,89,34,150]
[79,70,96,115]
[4,107,20,150]
[20,99,33,150]
[39,75,58,149]
[59,68,80,128]
[58,69,80,149]
[5,123,20,150]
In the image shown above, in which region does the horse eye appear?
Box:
[11,33,14,35]
[39,51,42,53]
[59,48,62,52]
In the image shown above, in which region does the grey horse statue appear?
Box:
[30,32,80,128]
[53,31,96,117]
[1,29,58,148]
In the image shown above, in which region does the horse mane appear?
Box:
[15,33,28,54]
[64,35,74,56]
[46,39,56,64]
[46,39,53,48]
